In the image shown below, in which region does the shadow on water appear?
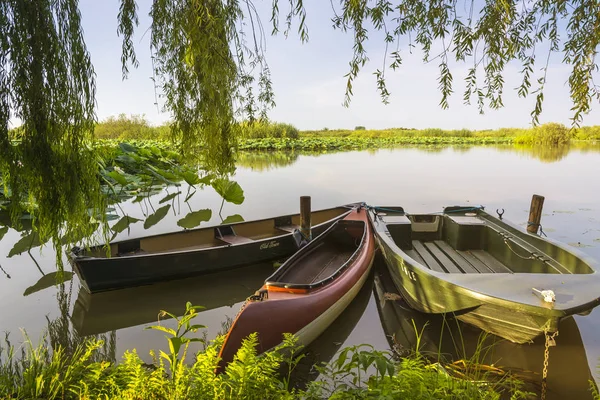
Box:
[289,270,374,389]
[373,260,594,400]
[71,262,274,336]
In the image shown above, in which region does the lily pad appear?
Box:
[107,170,129,186]
[144,205,171,229]
[222,214,244,224]
[177,209,212,229]
[112,215,143,234]
[159,191,181,204]
[119,142,137,153]
[23,271,74,296]
[212,179,245,205]
[8,232,44,257]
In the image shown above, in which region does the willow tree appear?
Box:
[1,0,599,261]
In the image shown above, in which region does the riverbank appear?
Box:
[0,306,532,400]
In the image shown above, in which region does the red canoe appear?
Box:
[217,206,375,371]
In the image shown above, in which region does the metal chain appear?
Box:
[541,329,559,400]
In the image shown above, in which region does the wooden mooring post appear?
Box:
[300,196,312,240]
[527,194,545,234]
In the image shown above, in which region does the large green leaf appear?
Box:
[222,214,244,224]
[144,205,171,229]
[8,232,44,258]
[23,271,74,296]
[107,170,129,186]
[212,179,245,205]
[111,215,143,234]
[159,191,181,204]
[177,209,212,229]
[119,142,137,153]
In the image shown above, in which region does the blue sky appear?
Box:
[79,1,600,130]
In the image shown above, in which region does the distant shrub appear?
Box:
[95,114,170,140]
[573,125,600,140]
[241,121,300,139]
[514,123,571,145]
[354,126,366,130]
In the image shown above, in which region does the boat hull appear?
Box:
[70,207,351,293]
[217,208,375,370]
[370,206,600,344]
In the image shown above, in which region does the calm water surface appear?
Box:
[1,144,600,398]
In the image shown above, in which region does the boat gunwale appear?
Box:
[265,218,367,290]
[70,205,354,262]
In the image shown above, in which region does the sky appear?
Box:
[79,0,600,130]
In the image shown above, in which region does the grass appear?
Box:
[0,303,533,400]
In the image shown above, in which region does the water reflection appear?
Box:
[290,271,374,389]
[235,143,600,172]
[373,260,593,399]
[72,263,273,336]
[46,282,117,364]
[236,151,299,171]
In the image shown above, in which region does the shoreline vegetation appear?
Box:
[87,115,600,151]
[0,302,534,400]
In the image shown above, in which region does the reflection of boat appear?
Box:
[71,263,274,336]
[218,207,375,370]
[291,271,374,388]
[373,262,594,400]
[70,205,353,293]
[369,205,600,343]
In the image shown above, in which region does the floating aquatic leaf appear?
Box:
[159,191,181,204]
[177,209,212,229]
[8,232,44,257]
[112,215,143,234]
[222,214,244,224]
[144,205,171,229]
[107,170,129,186]
[212,179,245,205]
[119,142,136,153]
[23,271,74,296]
[105,214,120,221]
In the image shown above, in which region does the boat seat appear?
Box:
[217,235,254,245]
[275,224,300,233]
[215,225,254,245]
[407,240,512,274]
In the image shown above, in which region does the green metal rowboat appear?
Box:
[368,205,600,344]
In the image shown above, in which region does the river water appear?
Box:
[1,144,600,398]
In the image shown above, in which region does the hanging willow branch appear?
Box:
[0,0,102,266]
[326,0,600,126]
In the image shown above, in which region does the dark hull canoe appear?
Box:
[69,206,353,293]
[368,206,600,344]
[373,262,594,399]
[217,206,375,371]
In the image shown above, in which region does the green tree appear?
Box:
[1,0,600,259]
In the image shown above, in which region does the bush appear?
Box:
[95,114,171,140]
[514,123,571,145]
[354,126,366,130]
[241,121,299,139]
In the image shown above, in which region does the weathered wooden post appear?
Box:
[527,194,545,234]
[300,196,312,240]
